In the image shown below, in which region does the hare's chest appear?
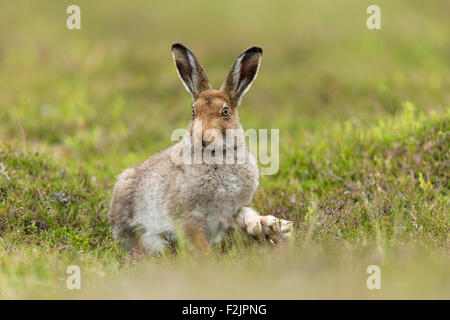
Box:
[183,162,259,209]
[212,169,246,201]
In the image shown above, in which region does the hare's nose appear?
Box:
[202,139,211,147]
[202,131,214,147]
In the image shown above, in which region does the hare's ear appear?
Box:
[171,43,211,100]
[221,46,262,106]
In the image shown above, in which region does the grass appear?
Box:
[0,0,449,299]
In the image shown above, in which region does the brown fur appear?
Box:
[189,90,241,145]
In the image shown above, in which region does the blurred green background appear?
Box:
[1,0,448,178]
[0,0,448,299]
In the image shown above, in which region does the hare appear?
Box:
[108,43,293,255]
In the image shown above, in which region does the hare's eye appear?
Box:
[221,107,229,117]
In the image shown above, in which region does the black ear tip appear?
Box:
[171,43,187,52]
[246,46,263,55]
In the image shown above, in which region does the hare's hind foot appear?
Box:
[236,207,293,244]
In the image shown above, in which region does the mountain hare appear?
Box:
[109,43,293,255]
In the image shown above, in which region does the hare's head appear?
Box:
[171,43,262,149]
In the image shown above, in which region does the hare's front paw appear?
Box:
[238,207,293,244]
[259,216,293,243]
